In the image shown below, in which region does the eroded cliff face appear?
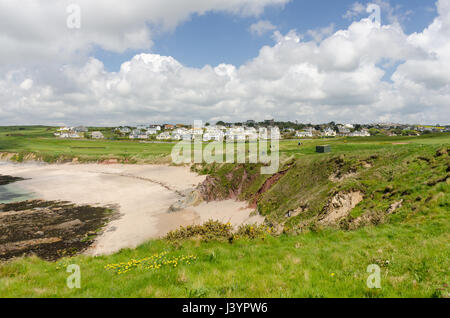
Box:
[248,168,291,209]
[196,162,294,206]
[196,164,263,202]
[319,191,364,225]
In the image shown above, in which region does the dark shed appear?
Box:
[316,145,331,153]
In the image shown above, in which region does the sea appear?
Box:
[0,162,34,204]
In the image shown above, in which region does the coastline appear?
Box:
[0,162,263,256]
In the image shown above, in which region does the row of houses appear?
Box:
[54,126,104,139]
[295,126,371,138]
[416,125,447,133]
[154,126,281,142]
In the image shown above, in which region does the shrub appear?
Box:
[165,221,273,242]
[165,220,233,242]
[234,223,272,240]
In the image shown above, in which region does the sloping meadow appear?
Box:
[194,143,449,233]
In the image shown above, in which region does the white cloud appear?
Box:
[20,79,33,90]
[344,0,413,24]
[0,0,289,66]
[0,0,449,125]
[249,20,277,36]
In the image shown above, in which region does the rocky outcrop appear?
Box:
[0,238,62,256]
[319,191,364,225]
[0,200,117,261]
[0,175,25,186]
[329,171,357,182]
[197,163,293,209]
[387,200,403,214]
[168,190,203,212]
[197,165,261,202]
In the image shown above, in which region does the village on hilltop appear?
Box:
[53,120,450,141]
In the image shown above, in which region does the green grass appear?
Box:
[0,126,174,163]
[0,128,449,297]
[192,134,449,230]
[1,125,448,163]
[0,215,448,297]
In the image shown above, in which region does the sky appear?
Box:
[0,0,449,126]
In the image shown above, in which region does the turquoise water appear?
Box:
[0,162,34,203]
[0,184,33,203]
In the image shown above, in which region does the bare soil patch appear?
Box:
[319,191,364,225]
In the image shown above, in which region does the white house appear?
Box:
[296,128,314,138]
[147,128,159,135]
[337,125,351,135]
[322,128,337,137]
[173,128,188,135]
[149,125,161,131]
[129,130,148,139]
[156,132,171,140]
[61,132,81,139]
[296,131,312,138]
[118,127,131,134]
[91,131,104,139]
[56,126,81,139]
[57,126,72,132]
[203,132,224,142]
[350,130,370,137]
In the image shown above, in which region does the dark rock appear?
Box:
[0,200,117,261]
[0,175,25,186]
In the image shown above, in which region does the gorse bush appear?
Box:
[165,220,273,242]
[165,220,233,242]
[235,224,272,239]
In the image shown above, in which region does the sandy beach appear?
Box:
[0,162,263,255]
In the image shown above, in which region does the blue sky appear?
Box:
[2,0,448,125]
[95,0,438,72]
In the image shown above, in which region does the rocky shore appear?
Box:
[0,200,117,261]
[0,175,25,186]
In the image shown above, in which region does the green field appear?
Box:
[1,125,448,163]
[0,126,174,163]
[0,127,449,298]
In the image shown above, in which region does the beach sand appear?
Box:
[0,163,263,255]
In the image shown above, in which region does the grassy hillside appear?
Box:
[0,126,174,163]
[0,213,448,297]
[0,132,448,298]
[194,135,449,232]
